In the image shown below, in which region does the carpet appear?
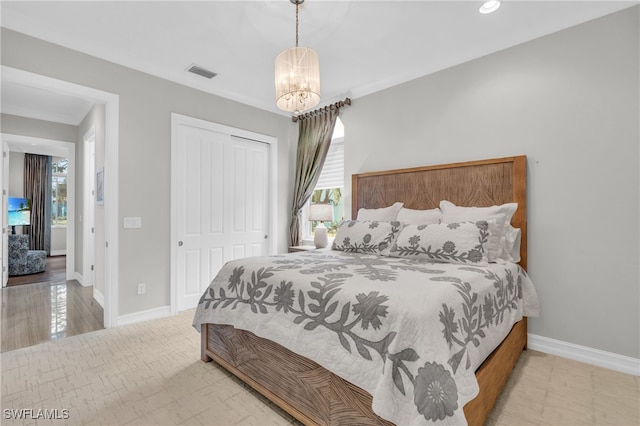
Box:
[2,309,638,425]
[1,310,297,425]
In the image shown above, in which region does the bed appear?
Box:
[194,155,538,425]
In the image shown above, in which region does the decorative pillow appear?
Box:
[389,221,491,265]
[439,200,517,262]
[332,220,403,255]
[396,207,442,225]
[498,224,521,263]
[356,202,403,221]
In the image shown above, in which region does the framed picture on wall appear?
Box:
[96,168,104,205]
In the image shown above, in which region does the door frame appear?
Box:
[1,134,76,285]
[170,113,278,315]
[2,66,120,328]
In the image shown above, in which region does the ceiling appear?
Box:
[1,1,637,124]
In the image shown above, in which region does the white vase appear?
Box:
[314,223,328,248]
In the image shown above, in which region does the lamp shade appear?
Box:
[275,46,321,113]
[309,203,333,222]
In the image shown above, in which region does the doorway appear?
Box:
[2,135,76,286]
[0,66,120,328]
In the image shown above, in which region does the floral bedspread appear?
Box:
[192,250,539,425]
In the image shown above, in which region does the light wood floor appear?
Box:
[6,255,67,286]
[1,260,104,352]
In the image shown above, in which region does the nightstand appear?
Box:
[288,245,317,253]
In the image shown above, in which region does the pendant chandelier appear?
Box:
[275,0,320,114]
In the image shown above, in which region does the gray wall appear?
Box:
[1,113,78,142]
[344,7,639,358]
[7,151,24,199]
[1,28,294,317]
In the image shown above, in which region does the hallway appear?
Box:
[1,258,103,352]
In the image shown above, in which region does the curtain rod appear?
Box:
[292,97,352,123]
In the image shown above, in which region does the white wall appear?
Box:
[50,227,66,255]
[344,7,639,359]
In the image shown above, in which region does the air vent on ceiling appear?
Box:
[186,64,217,79]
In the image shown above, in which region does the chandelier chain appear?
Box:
[295,1,299,47]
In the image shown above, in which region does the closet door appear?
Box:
[173,118,270,312]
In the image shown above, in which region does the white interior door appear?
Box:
[173,121,270,312]
[83,128,96,287]
[2,142,8,287]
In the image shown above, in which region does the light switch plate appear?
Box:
[123,217,142,229]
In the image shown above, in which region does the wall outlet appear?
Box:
[137,283,146,295]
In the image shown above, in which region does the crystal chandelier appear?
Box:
[275,0,320,113]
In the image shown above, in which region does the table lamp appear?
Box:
[309,203,333,248]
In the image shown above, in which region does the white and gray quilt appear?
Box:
[192,250,539,425]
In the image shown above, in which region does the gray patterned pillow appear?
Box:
[331,220,403,255]
[389,221,491,265]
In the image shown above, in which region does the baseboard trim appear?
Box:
[50,250,66,256]
[93,288,104,308]
[528,333,640,376]
[73,272,84,286]
[117,305,172,327]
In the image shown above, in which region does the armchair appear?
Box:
[8,234,46,276]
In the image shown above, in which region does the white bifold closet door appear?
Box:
[174,123,270,311]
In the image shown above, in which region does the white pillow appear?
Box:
[498,224,521,263]
[356,202,403,221]
[439,200,517,262]
[396,207,442,225]
[389,221,490,265]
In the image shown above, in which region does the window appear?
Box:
[305,118,344,240]
[52,157,68,226]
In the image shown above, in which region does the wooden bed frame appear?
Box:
[201,155,528,426]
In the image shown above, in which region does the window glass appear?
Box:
[310,187,344,237]
[305,118,344,240]
[52,158,68,226]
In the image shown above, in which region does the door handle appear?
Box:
[178,241,183,246]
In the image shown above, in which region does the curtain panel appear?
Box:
[289,108,339,247]
[24,154,52,255]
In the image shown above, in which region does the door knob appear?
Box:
[178,241,183,246]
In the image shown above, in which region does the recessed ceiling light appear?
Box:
[479,0,501,14]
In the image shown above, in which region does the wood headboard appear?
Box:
[352,156,527,269]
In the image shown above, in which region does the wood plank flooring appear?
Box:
[7,255,67,286]
[1,256,104,352]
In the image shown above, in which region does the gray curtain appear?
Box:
[289,108,340,246]
[24,154,52,255]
